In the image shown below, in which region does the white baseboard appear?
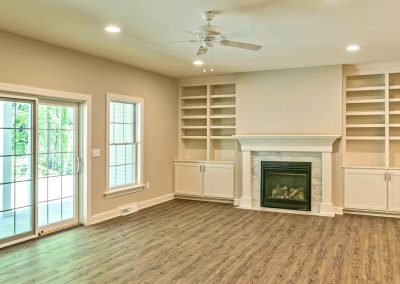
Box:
[89,193,175,225]
[138,193,175,210]
[333,206,343,215]
[233,198,241,206]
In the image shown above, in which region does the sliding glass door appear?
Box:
[37,101,79,231]
[0,97,36,244]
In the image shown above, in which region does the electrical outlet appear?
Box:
[146,182,150,189]
[92,148,101,157]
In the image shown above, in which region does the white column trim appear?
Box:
[239,151,252,209]
[320,152,335,217]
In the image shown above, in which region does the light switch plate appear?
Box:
[92,148,101,157]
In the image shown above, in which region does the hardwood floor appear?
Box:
[1,199,400,283]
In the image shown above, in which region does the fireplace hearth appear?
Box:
[261,161,311,211]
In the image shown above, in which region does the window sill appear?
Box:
[104,184,145,199]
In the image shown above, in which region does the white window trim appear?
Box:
[105,93,144,198]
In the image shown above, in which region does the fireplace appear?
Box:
[261,161,311,211]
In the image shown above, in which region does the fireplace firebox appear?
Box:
[261,161,311,211]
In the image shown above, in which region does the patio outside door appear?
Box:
[37,101,79,232]
[0,96,36,245]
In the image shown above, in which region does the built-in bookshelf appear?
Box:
[344,72,400,168]
[179,82,237,161]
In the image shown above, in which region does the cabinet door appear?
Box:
[388,170,400,212]
[203,163,234,199]
[174,162,202,196]
[344,169,387,211]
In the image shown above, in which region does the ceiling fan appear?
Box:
[170,11,263,56]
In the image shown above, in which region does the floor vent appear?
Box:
[119,203,139,216]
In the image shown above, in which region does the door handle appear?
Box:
[76,157,82,174]
[388,172,392,181]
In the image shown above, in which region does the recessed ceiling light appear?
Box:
[346,44,360,52]
[193,60,204,66]
[105,25,121,33]
[203,68,206,73]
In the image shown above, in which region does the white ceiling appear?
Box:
[0,0,399,78]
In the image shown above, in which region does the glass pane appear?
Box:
[0,184,14,211]
[48,106,62,129]
[62,175,74,198]
[0,210,14,239]
[15,181,31,208]
[38,202,47,227]
[15,207,31,234]
[110,145,116,166]
[38,105,48,129]
[62,197,74,220]
[0,101,15,128]
[49,130,61,153]
[126,144,134,164]
[113,102,124,123]
[0,156,14,184]
[48,153,62,176]
[109,166,116,187]
[38,178,47,203]
[15,103,31,129]
[15,155,31,181]
[124,104,133,124]
[124,124,133,143]
[48,176,61,200]
[115,165,125,186]
[109,123,114,144]
[126,164,134,184]
[61,107,74,130]
[38,130,48,154]
[61,130,74,153]
[114,123,123,143]
[62,153,74,175]
[15,129,31,155]
[116,145,125,165]
[38,154,48,178]
[0,129,15,156]
[48,200,61,224]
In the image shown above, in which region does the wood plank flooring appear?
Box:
[1,199,400,283]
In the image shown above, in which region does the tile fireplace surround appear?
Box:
[234,135,341,217]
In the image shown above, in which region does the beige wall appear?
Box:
[236,65,342,135]
[0,30,178,215]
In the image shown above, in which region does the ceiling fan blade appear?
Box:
[163,40,201,44]
[196,45,208,56]
[219,40,262,51]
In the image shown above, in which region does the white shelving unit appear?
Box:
[176,82,237,202]
[343,71,400,215]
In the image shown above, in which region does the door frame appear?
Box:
[0,83,92,247]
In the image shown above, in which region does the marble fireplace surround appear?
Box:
[234,135,341,217]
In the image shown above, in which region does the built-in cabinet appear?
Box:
[344,70,400,215]
[175,80,237,201]
[174,161,234,200]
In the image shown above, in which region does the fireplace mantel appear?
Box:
[234,134,341,217]
[233,135,340,152]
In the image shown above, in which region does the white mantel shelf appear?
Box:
[234,134,341,217]
[233,135,341,152]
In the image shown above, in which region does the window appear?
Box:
[106,93,143,196]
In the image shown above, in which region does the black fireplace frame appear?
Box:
[260,161,311,211]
